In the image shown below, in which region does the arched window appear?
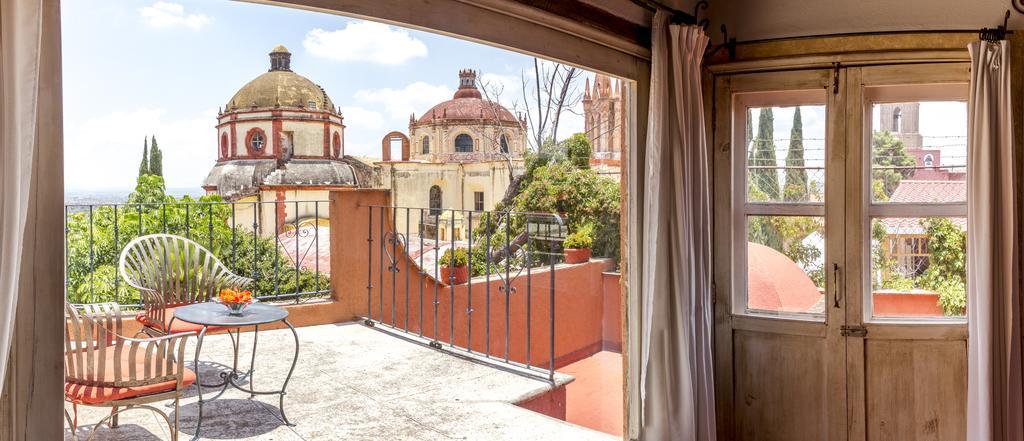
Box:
[248,129,266,151]
[923,154,934,167]
[332,132,342,158]
[499,135,509,154]
[892,108,903,133]
[308,100,317,110]
[454,134,473,153]
[429,186,442,215]
[220,133,229,158]
[422,136,430,154]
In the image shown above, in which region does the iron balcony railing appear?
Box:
[362,205,568,382]
[63,200,331,306]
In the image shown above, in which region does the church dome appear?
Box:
[227,45,336,111]
[416,69,519,125]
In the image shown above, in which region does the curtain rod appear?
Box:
[628,0,701,25]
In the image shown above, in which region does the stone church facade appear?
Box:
[203,45,359,236]
[375,69,528,240]
[583,74,626,167]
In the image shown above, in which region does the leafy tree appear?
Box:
[565,133,592,169]
[139,137,149,177]
[920,218,967,315]
[783,107,807,202]
[871,131,915,200]
[148,135,163,178]
[65,175,328,305]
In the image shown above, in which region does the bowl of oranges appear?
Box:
[216,288,255,315]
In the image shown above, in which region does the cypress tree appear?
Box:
[783,107,808,202]
[745,108,754,161]
[750,108,780,201]
[149,135,163,178]
[138,137,149,177]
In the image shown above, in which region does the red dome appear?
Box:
[416,98,519,124]
[746,242,823,313]
[416,69,520,125]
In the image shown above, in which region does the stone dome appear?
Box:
[226,46,336,111]
[416,69,519,125]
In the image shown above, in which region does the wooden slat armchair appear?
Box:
[64,302,195,440]
[119,234,253,336]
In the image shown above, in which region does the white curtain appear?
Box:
[966,39,1022,441]
[640,10,715,441]
[0,0,46,388]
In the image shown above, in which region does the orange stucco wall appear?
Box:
[329,189,617,369]
[602,272,622,352]
[872,292,944,316]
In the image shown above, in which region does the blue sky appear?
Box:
[62,0,588,190]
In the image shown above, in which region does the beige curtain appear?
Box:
[640,10,715,441]
[966,39,1022,441]
[0,0,45,387]
[1,0,64,436]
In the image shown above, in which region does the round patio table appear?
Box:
[173,302,298,440]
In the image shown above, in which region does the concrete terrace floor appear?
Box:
[65,323,617,441]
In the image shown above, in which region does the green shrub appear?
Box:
[440,248,469,268]
[564,224,594,249]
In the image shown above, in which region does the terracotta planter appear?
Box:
[441,265,470,285]
[565,248,591,264]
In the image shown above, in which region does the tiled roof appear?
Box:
[881,180,967,234]
[889,180,966,204]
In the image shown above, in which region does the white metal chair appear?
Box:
[119,234,253,336]
[64,302,195,440]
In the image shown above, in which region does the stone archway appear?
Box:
[381,131,411,161]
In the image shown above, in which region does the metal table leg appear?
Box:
[192,319,299,435]
[192,326,208,441]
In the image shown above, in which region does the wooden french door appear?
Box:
[842,63,969,441]
[713,62,969,440]
[713,69,849,441]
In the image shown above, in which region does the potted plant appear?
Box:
[564,224,594,264]
[440,248,470,285]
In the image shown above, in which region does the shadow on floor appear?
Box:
[65,423,163,441]
[173,398,286,439]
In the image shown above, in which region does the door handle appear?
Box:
[832,263,841,308]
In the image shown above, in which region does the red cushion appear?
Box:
[64,349,196,405]
[136,307,223,334]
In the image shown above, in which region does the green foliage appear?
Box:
[871,131,915,200]
[441,248,469,268]
[565,133,592,169]
[65,174,328,305]
[149,135,163,178]
[513,161,620,260]
[920,218,967,315]
[564,223,595,249]
[873,217,967,316]
[139,137,149,177]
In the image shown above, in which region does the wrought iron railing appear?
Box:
[63,200,331,306]
[362,205,568,382]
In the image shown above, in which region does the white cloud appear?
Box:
[64,108,216,190]
[355,82,452,119]
[138,2,210,31]
[303,21,427,65]
[338,106,384,130]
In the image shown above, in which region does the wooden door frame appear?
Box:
[711,68,848,440]
[843,63,970,441]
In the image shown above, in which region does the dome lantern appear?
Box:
[270,45,291,72]
[453,69,481,99]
